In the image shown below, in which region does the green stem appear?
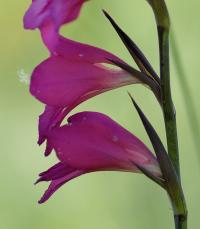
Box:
[146,0,180,175]
[146,1,188,228]
[158,21,188,229]
[170,30,200,158]
[174,214,187,229]
[158,27,180,177]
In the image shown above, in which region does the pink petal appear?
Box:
[38,105,63,145]
[38,166,85,204]
[24,0,85,30]
[30,56,136,107]
[47,112,161,177]
[51,36,125,64]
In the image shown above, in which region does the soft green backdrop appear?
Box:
[1,0,199,228]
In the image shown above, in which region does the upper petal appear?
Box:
[53,36,125,64]
[30,56,137,107]
[23,0,85,30]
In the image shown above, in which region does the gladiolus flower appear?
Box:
[31,55,142,151]
[36,111,162,203]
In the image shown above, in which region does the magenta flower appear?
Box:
[24,0,158,152]
[32,56,139,152]
[23,0,86,51]
[36,111,161,203]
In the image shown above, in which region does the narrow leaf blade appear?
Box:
[129,93,176,180]
[108,58,161,103]
[103,10,160,84]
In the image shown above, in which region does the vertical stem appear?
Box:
[146,1,188,228]
[174,215,187,229]
[158,26,180,177]
[158,27,188,229]
[158,21,188,229]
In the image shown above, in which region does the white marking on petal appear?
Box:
[143,164,162,177]
[125,148,149,162]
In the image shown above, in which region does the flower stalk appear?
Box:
[147,0,187,228]
[158,26,180,175]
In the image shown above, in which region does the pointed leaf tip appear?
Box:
[103,10,160,84]
[128,93,178,183]
[128,94,187,214]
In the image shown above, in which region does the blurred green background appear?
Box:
[1,0,199,228]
